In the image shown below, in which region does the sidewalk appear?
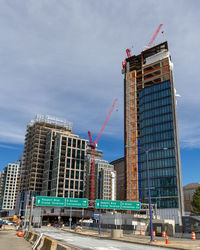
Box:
[0,230,32,250]
[62,227,200,250]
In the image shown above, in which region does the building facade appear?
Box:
[20,115,73,193]
[85,149,116,201]
[0,163,20,210]
[0,170,5,207]
[49,133,87,198]
[123,41,184,224]
[110,157,125,201]
[183,183,200,215]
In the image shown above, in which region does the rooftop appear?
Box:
[28,114,73,131]
[183,182,200,190]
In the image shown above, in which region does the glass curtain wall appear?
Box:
[139,80,178,209]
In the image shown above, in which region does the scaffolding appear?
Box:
[125,62,139,201]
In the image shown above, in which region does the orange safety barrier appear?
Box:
[153,230,156,237]
[162,231,166,238]
[191,232,196,240]
[16,232,24,237]
[166,235,168,244]
[140,229,143,236]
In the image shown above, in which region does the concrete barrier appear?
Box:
[23,230,29,240]
[30,232,39,244]
[26,232,33,242]
[36,235,57,250]
[111,229,123,239]
[26,232,82,250]
[56,243,73,250]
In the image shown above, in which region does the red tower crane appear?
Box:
[122,24,164,69]
[146,24,163,49]
[88,98,118,202]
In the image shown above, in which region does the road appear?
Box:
[34,227,170,250]
[0,230,32,250]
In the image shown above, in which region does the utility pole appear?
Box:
[28,197,34,232]
[69,207,72,229]
[98,170,103,235]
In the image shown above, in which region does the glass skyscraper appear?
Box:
[123,41,184,224]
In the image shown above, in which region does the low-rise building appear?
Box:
[183,183,200,215]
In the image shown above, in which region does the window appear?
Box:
[73,139,76,148]
[77,150,80,158]
[65,180,69,188]
[81,151,85,160]
[76,160,80,169]
[68,138,72,147]
[81,161,84,170]
[82,141,85,149]
[67,149,71,157]
[72,160,75,169]
[66,159,70,168]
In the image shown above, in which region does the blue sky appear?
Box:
[0,0,199,186]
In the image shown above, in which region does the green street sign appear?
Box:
[65,198,88,208]
[36,196,65,207]
[95,200,121,209]
[95,199,141,211]
[36,196,88,208]
[121,201,141,210]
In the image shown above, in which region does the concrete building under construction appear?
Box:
[20,115,73,193]
[122,41,184,224]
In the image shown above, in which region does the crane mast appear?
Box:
[88,98,118,202]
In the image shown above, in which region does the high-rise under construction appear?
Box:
[123,41,184,224]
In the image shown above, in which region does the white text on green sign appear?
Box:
[95,199,140,211]
[36,196,88,208]
[96,200,121,209]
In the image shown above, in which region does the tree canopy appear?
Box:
[191,187,200,215]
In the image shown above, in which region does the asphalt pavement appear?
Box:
[34,227,171,250]
[0,230,32,250]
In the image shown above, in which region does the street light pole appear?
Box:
[125,145,167,242]
[98,170,102,235]
[145,150,153,242]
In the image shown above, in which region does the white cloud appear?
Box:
[0,0,199,149]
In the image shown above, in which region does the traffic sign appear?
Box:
[36,196,65,207]
[121,201,141,210]
[96,200,121,209]
[65,198,88,208]
[36,196,88,208]
[95,199,141,211]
